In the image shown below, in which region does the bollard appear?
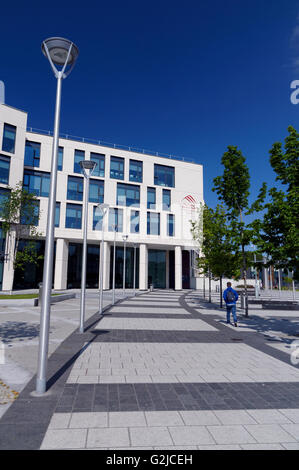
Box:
[241,292,245,309]
[150,284,153,292]
[38,282,43,305]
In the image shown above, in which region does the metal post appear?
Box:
[36,74,62,394]
[123,241,126,297]
[112,226,116,305]
[99,226,105,315]
[254,253,258,299]
[278,268,281,297]
[133,244,136,296]
[79,174,90,333]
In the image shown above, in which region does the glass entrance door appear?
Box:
[148,249,166,289]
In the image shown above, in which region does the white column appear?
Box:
[54,238,68,290]
[139,243,148,290]
[175,245,182,290]
[102,241,110,290]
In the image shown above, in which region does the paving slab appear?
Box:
[1,289,299,450]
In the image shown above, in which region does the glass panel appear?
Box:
[117,183,140,207]
[23,170,50,197]
[167,214,174,236]
[130,210,140,233]
[67,176,84,201]
[148,250,166,288]
[110,156,124,180]
[163,189,171,211]
[2,124,16,153]
[67,243,100,288]
[108,208,123,232]
[93,206,103,230]
[89,179,104,203]
[147,212,160,235]
[90,152,105,177]
[147,187,156,210]
[109,246,139,289]
[65,203,82,229]
[0,188,10,217]
[55,202,60,227]
[129,160,143,183]
[154,164,175,187]
[74,149,85,173]
[58,147,63,171]
[0,155,10,184]
[24,140,40,167]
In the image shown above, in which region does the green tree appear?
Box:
[212,146,266,316]
[191,203,241,307]
[0,182,42,290]
[253,126,299,280]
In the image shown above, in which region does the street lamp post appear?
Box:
[122,235,128,297]
[79,160,97,334]
[97,203,109,315]
[133,243,137,296]
[36,37,79,394]
[112,224,117,305]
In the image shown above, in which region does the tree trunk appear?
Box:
[220,276,223,308]
[208,268,211,303]
[203,274,206,299]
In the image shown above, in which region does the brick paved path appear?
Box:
[1,290,299,450]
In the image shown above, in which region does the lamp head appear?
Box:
[42,37,79,78]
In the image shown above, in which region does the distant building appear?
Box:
[0,102,204,291]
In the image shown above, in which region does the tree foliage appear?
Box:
[0,182,42,271]
[252,126,299,279]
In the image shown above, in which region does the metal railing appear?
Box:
[26,127,196,164]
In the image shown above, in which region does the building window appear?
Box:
[154,164,175,188]
[110,156,124,180]
[21,200,40,226]
[89,179,104,203]
[162,189,171,211]
[130,210,140,233]
[74,149,85,174]
[93,206,103,230]
[55,202,60,228]
[65,203,82,229]
[67,176,84,201]
[0,155,10,184]
[24,140,41,167]
[0,188,10,216]
[108,208,123,232]
[58,147,64,171]
[167,214,175,236]
[117,183,140,207]
[23,170,50,197]
[147,187,156,210]
[90,152,105,177]
[129,160,143,183]
[2,124,16,154]
[147,212,160,235]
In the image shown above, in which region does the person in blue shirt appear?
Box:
[223,282,239,327]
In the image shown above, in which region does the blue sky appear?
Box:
[1,0,299,209]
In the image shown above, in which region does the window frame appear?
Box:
[24,140,41,168]
[110,156,124,180]
[117,182,140,208]
[65,203,82,229]
[154,163,175,188]
[2,123,16,154]
[129,159,143,183]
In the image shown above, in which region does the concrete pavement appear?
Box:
[1,289,299,450]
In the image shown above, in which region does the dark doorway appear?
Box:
[169,250,175,289]
[109,246,139,289]
[67,243,100,288]
[182,250,190,289]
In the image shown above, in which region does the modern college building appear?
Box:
[0,102,204,292]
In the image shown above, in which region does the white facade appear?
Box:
[0,102,204,291]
